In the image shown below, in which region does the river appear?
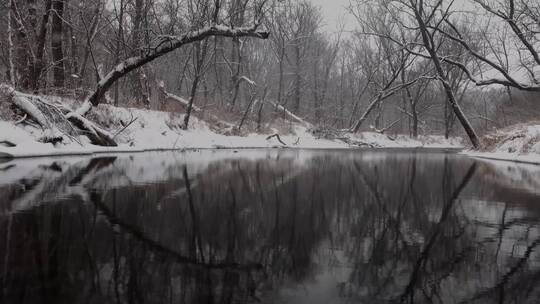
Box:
[0,149,539,303]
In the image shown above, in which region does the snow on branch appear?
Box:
[431,21,540,91]
[157,81,201,112]
[240,76,257,86]
[268,101,312,128]
[81,24,270,115]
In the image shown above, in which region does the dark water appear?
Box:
[1,149,540,304]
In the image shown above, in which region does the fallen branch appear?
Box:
[14,114,27,125]
[113,114,139,139]
[66,112,117,146]
[268,101,312,128]
[0,140,16,147]
[336,137,379,148]
[157,81,201,112]
[350,75,436,133]
[266,133,287,146]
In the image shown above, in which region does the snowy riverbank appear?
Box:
[463,124,540,165]
[0,102,463,158]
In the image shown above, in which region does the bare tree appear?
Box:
[184,39,211,129]
[350,0,481,147]
[10,0,53,90]
[7,0,16,86]
[437,0,540,91]
[81,1,270,115]
[51,0,65,88]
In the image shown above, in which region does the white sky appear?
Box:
[309,0,351,32]
[309,0,474,33]
[307,0,530,83]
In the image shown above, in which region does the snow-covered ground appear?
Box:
[0,102,463,158]
[463,124,540,165]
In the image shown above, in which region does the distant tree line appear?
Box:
[1,0,539,146]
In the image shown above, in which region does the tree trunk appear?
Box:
[183,75,201,130]
[256,101,264,132]
[411,102,419,138]
[184,40,209,130]
[114,0,124,106]
[277,46,285,106]
[293,43,301,114]
[412,1,480,148]
[132,0,148,106]
[28,0,53,91]
[66,5,77,88]
[14,6,30,88]
[51,0,65,88]
[78,1,101,86]
[444,96,450,139]
[338,57,345,128]
[227,0,246,109]
[213,37,225,106]
[352,95,382,133]
[7,0,16,86]
[312,56,321,123]
[228,38,242,109]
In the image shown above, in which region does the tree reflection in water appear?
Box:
[0,150,539,303]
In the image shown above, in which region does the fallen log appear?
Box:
[157,81,201,112]
[268,101,312,128]
[0,140,16,147]
[1,84,117,146]
[1,84,77,138]
[66,112,117,146]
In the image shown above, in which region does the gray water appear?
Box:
[1,149,540,304]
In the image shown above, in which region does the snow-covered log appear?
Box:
[65,112,117,146]
[1,84,117,146]
[157,81,201,112]
[268,101,312,128]
[82,24,269,114]
[0,84,77,141]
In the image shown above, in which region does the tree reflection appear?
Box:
[0,151,540,303]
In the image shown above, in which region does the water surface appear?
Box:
[1,149,540,303]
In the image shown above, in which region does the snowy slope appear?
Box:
[464,124,540,165]
[0,101,463,158]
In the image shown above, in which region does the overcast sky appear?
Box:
[309,0,351,32]
[308,0,474,33]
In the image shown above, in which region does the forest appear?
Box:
[0,0,539,155]
[2,1,540,302]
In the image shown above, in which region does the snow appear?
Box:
[0,149,321,215]
[463,124,540,165]
[268,101,312,127]
[0,100,464,159]
[465,151,540,165]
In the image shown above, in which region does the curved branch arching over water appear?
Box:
[79,25,270,115]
